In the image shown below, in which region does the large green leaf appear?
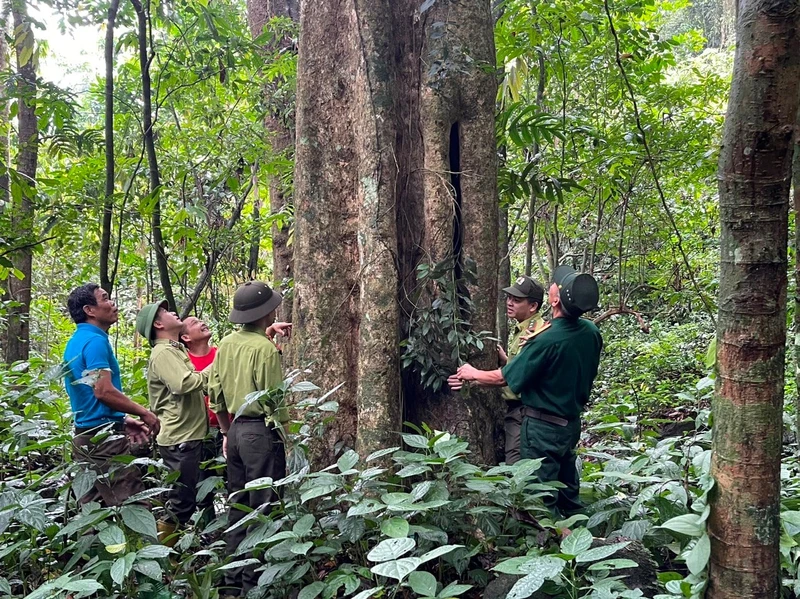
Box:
[381,517,410,538]
[370,557,422,580]
[121,505,158,539]
[110,552,135,586]
[685,533,711,575]
[408,571,438,597]
[560,527,593,556]
[298,581,326,599]
[367,537,416,562]
[506,557,565,599]
[575,541,631,564]
[419,544,462,563]
[337,449,359,472]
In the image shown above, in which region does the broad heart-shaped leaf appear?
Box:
[110,552,135,586]
[575,541,631,564]
[419,544,462,563]
[408,571,438,596]
[658,513,703,537]
[685,533,711,575]
[72,469,97,501]
[370,557,422,580]
[337,449,359,473]
[560,527,593,556]
[298,581,326,599]
[507,557,566,599]
[121,504,158,539]
[368,537,416,562]
[381,517,410,538]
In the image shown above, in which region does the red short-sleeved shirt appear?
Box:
[188,347,218,428]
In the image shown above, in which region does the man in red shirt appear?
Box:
[180,316,225,504]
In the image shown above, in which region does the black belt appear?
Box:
[521,407,569,427]
[75,421,125,436]
[234,416,267,423]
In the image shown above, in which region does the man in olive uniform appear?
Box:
[449,265,601,516]
[498,276,547,464]
[208,281,291,598]
[136,301,211,538]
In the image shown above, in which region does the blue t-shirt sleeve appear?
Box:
[82,337,113,372]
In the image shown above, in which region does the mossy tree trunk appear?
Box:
[5,0,38,364]
[292,0,500,461]
[246,0,297,321]
[710,0,800,596]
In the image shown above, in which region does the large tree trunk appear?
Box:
[247,0,297,321]
[709,0,800,596]
[100,0,121,295]
[5,0,38,364]
[131,0,176,311]
[293,0,500,461]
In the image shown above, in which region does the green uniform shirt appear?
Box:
[208,325,286,421]
[501,317,602,420]
[502,314,544,401]
[147,339,209,446]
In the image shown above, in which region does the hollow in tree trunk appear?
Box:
[292,0,500,461]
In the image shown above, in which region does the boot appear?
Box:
[156,519,179,547]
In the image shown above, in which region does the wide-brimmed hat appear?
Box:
[552,265,599,317]
[503,275,544,306]
[229,281,282,324]
[135,300,168,347]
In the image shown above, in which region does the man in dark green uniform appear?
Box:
[449,265,601,516]
[499,276,547,464]
[208,281,291,598]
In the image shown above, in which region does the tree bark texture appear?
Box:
[794,136,800,449]
[5,0,38,363]
[131,0,176,312]
[710,0,800,596]
[293,0,500,462]
[247,0,297,322]
[100,0,121,295]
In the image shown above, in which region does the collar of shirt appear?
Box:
[516,314,542,332]
[76,322,109,338]
[152,338,185,350]
[241,324,268,337]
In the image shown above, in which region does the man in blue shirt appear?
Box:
[64,283,161,506]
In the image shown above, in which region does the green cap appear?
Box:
[503,275,544,306]
[229,281,282,324]
[136,300,168,347]
[552,265,599,317]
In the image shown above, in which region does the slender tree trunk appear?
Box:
[100,0,121,294]
[720,0,737,49]
[247,0,297,322]
[0,3,9,362]
[497,204,509,348]
[293,0,499,462]
[709,0,800,596]
[793,138,800,449]
[5,0,38,364]
[131,0,175,311]
[248,170,261,279]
